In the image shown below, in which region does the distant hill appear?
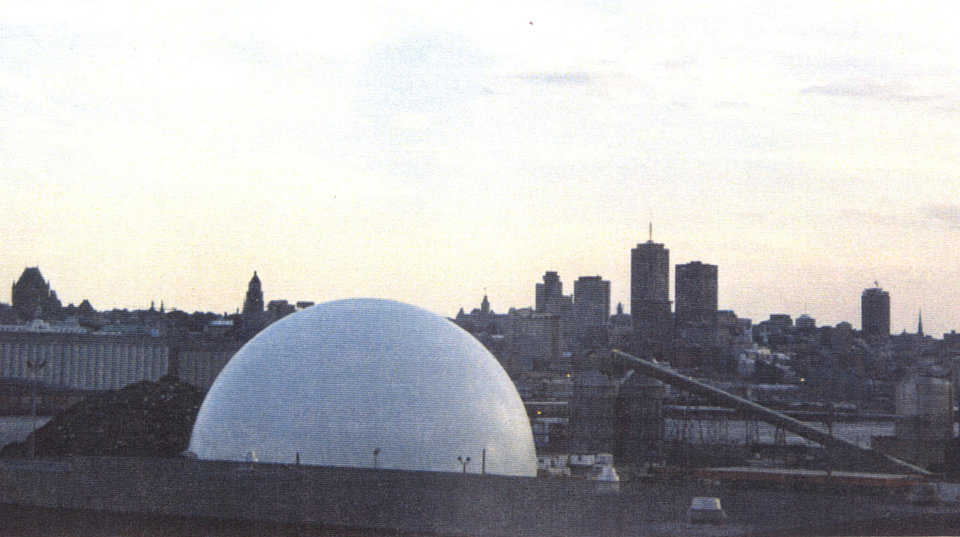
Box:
[1,376,204,458]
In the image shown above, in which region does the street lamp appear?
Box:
[457,456,471,473]
[26,358,47,459]
[373,448,380,469]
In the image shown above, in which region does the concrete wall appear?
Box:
[0,456,944,537]
[176,348,237,391]
[0,333,168,391]
[0,332,242,395]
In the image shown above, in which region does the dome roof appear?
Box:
[188,298,537,477]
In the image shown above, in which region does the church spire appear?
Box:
[917,310,923,338]
[243,271,264,315]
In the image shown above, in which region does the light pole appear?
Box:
[457,456,471,473]
[26,359,47,459]
[373,448,380,469]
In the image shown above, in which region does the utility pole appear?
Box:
[26,359,47,458]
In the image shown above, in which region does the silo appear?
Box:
[895,371,954,445]
[615,370,666,464]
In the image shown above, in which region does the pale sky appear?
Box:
[3,1,959,335]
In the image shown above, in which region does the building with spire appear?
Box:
[242,272,264,316]
[240,271,268,338]
[453,295,507,334]
[630,226,672,350]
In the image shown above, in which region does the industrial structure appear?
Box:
[873,365,956,468]
[189,299,537,476]
[609,350,931,475]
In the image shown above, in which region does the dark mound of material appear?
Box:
[1,376,204,458]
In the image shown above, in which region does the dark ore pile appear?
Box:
[1,376,203,458]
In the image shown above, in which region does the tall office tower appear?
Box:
[534,271,576,352]
[674,261,718,343]
[242,271,265,315]
[573,275,611,344]
[861,285,890,338]
[506,309,561,372]
[630,235,672,345]
[535,271,563,313]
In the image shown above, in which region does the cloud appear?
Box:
[926,204,960,229]
[516,72,592,86]
[835,206,960,232]
[931,101,960,115]
[660,57,698,71]
[800,80,939,103]
[714,100,751,109]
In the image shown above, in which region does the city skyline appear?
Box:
[1,262,946,337]
[4,2,958,336]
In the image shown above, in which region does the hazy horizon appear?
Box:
[4,2,958,335]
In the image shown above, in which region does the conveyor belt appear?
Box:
[611,349,930,476]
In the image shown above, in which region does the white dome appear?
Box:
[188,298,537,477]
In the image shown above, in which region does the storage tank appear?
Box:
[895,370,954,444]
[615,370,666,464]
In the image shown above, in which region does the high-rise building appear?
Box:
[573,275,610,345]
[862,286,890,338]
[630,237,671,345]
[674,261,718,342]
[795,314,816,331]
[535,271,575,351]
[242,271,264,316]
[535,271,563,313]
[505,308,561,372]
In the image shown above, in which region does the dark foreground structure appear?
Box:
[1,456,958,537]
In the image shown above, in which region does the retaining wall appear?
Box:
[0,457,949,536]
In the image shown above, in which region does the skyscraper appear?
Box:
[674,261,718,343]
[535,271,563,313]
[534,271,575,352]
[861,285,890,338]
[573,275,610,344]
[630,234,672,345]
